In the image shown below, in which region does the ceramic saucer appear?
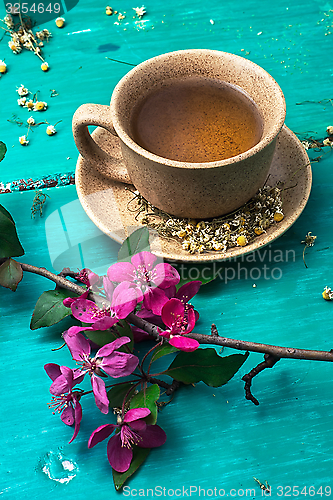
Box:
[75,125,312,263]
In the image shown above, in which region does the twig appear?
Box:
[242,354,280,405]
[18,263,333,363]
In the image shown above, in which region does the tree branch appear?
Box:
[19,262,333,363]
[242,354,280,405]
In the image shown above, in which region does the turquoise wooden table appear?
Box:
[1,0,333,498]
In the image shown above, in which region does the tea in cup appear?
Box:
[73,49,286,219]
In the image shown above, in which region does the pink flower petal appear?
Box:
[88,424,116,448]
[143,287,170,316]
[64,332,91,361]
[161,298,185,329]
[65,325,93,337]
[152,263,180,289]
[50,374,71,395]
[61,405,75,426]
[137,424,167,448]
[169,335,200,352]
[71,298,99,322]
[107,262,135,282]
[107,433,133,473]
[176,281,202,302]
[69,399,82,443]
[131,251,157,271]
[96,336,131,357]
[112,282,139,318]
[91,375,109,414]
[44,363,61,381]
[184,307,196,334]
[103,276,115,301]
[92,316,118,330]
[100,352,139,378]
[123,407,151,423]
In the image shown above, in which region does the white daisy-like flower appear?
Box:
[46,125,56,135]
[17,97,27,106]
[133,6,146,17]
[19,135,29,145]
[0,60,7,74]
[17,84,29,97]
[27,117,35,125]
[33,101,48,111]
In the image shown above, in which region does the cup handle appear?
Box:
[72,103,132,184]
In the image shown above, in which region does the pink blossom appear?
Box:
[88,408,166,472]
[63,333,139,414]
[159,298,200,352]
[44,364,85,443]
[107,251,180,315]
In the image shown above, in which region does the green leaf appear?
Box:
[164,349,249,387]
[151,343,179,363]
[112,446,150,491]
[0,258,23,291]
[176,262,223,288]
[130,384,160,425]
[30,289,79,329]
[118,227,150,262]
[0,142,6,162]
[114,319,134,351]
[0,204,24,258]
[107,382,137,408]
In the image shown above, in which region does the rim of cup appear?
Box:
[110,49,286,168]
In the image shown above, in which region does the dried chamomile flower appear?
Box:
[273,211,284,222]
[327,125,333,136]
[27,116,35,125]
[237,235,248,246]
[33,101,48,111]
[323,138,333,147]
[322,286,333,301]
[17,97,27,106]
[133,6,146,18]
[55,17,65,28]
[35,29,52,41]
[17,84,29,97]
[301,232,317,247]
[0,60,7,74]
[8,39,22,54]
[41,61,49,72]
[4,14,14,29]
[46,125,56,136]
[106,5,113,15]
[19,135,29,145]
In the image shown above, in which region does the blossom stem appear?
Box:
[19,262,333,363]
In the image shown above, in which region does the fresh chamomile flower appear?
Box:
[46,125,56,135]
[19,135,29,145]
[33,101,48,111]
[17,84,29,97]
[0,60,7,74]
[41,61,49,72]
[27,116,35,125]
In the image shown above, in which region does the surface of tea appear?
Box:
[130,77,263,163]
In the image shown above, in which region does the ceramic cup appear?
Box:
[72,49,286,219]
